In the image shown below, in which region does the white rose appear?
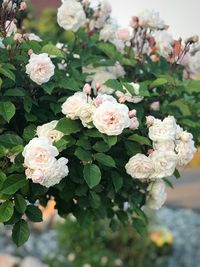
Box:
[61,92,90,120]
[93,101,131,136]
[146,179,167,210]
[153,141,175,151]
[41,157,69,188]
[179,131,193,142]
[57,0,86,32]
[175,139,197,167]
[23,137,59,170]
[93,94,117,107]
[187,51,200,76]
[5,20,17,36]
[154,30,174,57]
[20,257,47,267]
[107,62,126,78]
[150,150,177,178]
[25,157,69,188]
[25,33,42,42]
[125,154,154,179]
[138,9,165,30]
[36,121,64,143]
[149,116,177,142]
[76,103,96,127]
[99,23,116,42]
[26,53,55,85]
[91,71,116,94]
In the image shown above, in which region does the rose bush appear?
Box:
[0,0,199,246]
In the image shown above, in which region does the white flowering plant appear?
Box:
[0,0,199,246]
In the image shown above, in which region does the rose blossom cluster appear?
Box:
[61,85,139,135]
[88,0,112,30]
[126,116,196,209]
[23,136,69,188]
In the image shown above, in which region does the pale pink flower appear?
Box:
[129,117,139,130]
[83,83,91,95]
[150,101,160,111]
[116,28,130,41]
[20,1,27,11]
[93,101,131,136]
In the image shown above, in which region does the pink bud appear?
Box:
[28,49,33,56]
[147,149,154,156]
[95,82,101,90]
[83,83,91,95]
[119,95,126,103]
[150,54,159,63]
[129,117,139,130]
[20,1,27,11]
[146,115,155,126]
[129,109,137,118]
[130,16,139,28]
[150,101,160,111]
[116,28,130,41]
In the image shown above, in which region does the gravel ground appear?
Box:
[1,207,200,267]
[156,207,200,267]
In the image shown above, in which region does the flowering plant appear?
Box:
[0,0,199,246]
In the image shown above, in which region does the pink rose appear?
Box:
[116,29,130,41]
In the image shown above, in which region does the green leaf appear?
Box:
[89,191,101,208]
[128,134,151,146]
[184,80,200,94]
[1,175,27,195]
[0,170,7,189]
[0,67,15,81]
[102,135,117,147]
[174,169,181,179]
[75,147,92,162]
[4,88,25,97]
[95,153,116,168]
[15,194,27,214]
[25,205,43,222]
[83,164,101,189]
[139,81,150,96]
[23,124,36,142]
[0,134,23,148]
[56,118,81,135]
[97,42,120,60]
[93,141,109,152]
[104,79,123,91]
[12,219,30,246]
[150,78,168,88]
[41,44,65,58]
[132,217,147,236]
[0,200,14,222]
[169,99,191,116]
[42,82,55,94]
[111,172,123,192]
[0,101,16,122]
[0,78,2,88]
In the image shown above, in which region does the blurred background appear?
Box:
[0,1,200,267]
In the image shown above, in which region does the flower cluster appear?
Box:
[61,88,135,135]
[23,137,69,188]
[126,116,196,209]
